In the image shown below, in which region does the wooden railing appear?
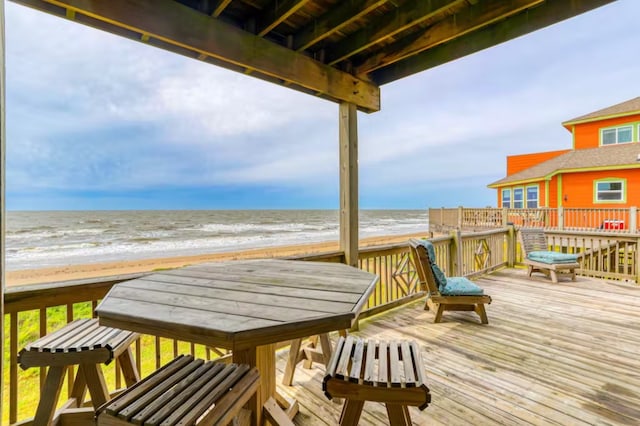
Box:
[523,229,640,283]
[430,206,639,233]
[0,226,602,424]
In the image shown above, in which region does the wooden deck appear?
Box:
[275,268,640,425]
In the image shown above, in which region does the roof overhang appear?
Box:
[562,110,640,130]
[488,163,640,188]
[11,0,617,113]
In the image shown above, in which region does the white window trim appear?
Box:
[513,187,524,209]
[526,185,539,208]
[502,188,511,208]
[600,125,634,146]
[594,179,626,203]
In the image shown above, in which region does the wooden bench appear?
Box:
[323,336,431,426]
[97,354,260,426]
[18,318,140,426]
[519,228,580,283]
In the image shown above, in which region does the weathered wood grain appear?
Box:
[274,268,640,425]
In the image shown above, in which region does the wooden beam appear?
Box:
[19,0,379,112]
[211,0,232,17]
[325,0,468,66]
[256,0,311,37]
[339,102,359,267]
[355,0,544,75]
[0,0,5,418]
[292,0,389,51]
[371,0,616,85]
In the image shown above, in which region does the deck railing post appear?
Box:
[502,208,508,227]
[635,235,640,284]
[450,229,463,276]
[507,224,516,267]
[457,206,463,230]
[630,206,637,233]
[558,206,564,230]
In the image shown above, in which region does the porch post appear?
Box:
[339,102,358,267]
[0,0,6,415]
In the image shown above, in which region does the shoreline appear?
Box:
[6,232,431,287]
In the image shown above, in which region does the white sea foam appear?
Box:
[6,210,428,270]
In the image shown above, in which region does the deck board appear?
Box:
[275,268,640,425]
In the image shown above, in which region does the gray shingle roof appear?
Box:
[563,97,640,125]
[488,143,640,187]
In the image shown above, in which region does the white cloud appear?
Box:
[5,0,640,207]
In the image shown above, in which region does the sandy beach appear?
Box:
[6,232,431,287]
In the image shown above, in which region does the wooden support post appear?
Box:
[558,206,564,230]
[507,224,516,267]
[502,208,508,227]
[457,206,463,229]
[339,102,359,267]
[0,2,6,415]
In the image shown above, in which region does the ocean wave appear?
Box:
[6,209,428,270]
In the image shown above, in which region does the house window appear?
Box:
[513,188,524,208]
[594,179,626,203]
[526,185,539,208]
[502,189,511,208]
[601,125,633,145]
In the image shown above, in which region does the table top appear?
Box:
[96,259,379,350]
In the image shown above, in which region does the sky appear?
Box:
[4,1,640,211]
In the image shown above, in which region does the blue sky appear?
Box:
[5,1,640,210]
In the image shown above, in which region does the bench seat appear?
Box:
[97,354,260,426]
[323,336,430,425]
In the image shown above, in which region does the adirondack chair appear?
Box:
[409,239,491,324]
[519,228,580,283]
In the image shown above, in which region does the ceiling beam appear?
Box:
[325,0,468,66]
[20,0,379,112]
[256,0,311,37]
[371,0,617,85]
[292,0,388,52]
[355,0,544,75]
[212,0,232,18]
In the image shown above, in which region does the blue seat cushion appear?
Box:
[527,251,578,264]
[441,277,485,296]
[417,240,448,290]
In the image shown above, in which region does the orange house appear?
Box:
[488,97,640,210]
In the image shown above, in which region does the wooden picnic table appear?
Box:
[96,258,379,425]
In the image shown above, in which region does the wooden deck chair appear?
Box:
[519,228,580,283]
[409,239,491,324]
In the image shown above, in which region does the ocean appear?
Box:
[5,210,428,271]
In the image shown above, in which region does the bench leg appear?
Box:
[70,364,88,407]
[549,270,559,284]
[475,303,489,324]
[282,338,302,386]
[386,404,411,426]
[571,268,577,281]
[433,304,445,323]
[117,346,140,387]
[339,400,364,426]
[527,265,533,277]
[303,335,318,369]
[82,363,110,409]
[34,365,66,426]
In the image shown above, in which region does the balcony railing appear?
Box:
[429,206,640,233]
[6,226,637,424]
